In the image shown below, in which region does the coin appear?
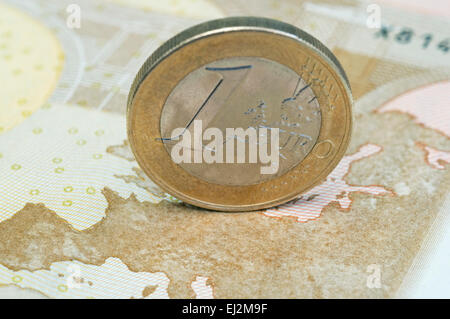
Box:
[127,17,353,211]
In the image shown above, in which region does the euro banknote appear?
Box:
[0,0,449,298]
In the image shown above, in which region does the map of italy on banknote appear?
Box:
[0,0,449,298]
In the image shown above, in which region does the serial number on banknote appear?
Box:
[376,25,449,53]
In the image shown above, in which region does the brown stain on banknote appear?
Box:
[1,106,449,298]
[0,172,447,298]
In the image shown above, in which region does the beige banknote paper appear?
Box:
[0,0,449,298]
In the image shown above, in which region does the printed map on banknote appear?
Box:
[0,0,449,298]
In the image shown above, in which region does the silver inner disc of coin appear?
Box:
[160,57,322,186]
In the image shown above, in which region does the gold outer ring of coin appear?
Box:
[127,17,353,211]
